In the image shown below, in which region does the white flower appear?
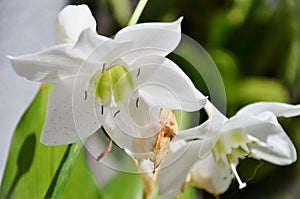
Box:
[158,101,299,198]
[9,5,206,159]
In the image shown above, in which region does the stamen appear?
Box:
[247,135,259,142]
[136,97,140,108]
[248,135,272,149]
[84,90,87,100]
[230,163,246,189]
[114,110,120,117]
[245,144,252,157]
[136,68,141,77]
[102,63,106,72]
[96,137,112,161]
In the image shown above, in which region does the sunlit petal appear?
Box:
[53,4,97,44]
[114,18,182,63]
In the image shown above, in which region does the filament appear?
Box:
[230,163,246,189]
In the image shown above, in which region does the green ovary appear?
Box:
[95,65,134,106]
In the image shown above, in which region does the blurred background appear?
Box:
[1,0,300,198]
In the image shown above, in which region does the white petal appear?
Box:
[53,5,97,44]
[249,129,297,166]
[103,103,158,159]
[8,44,81,82]
[130,56,206,112]
[246,115,296,165]
[41,76,106,145]
[236,102,300,118]
[114,18,182,63]
[191,153,232,194]
[224,112,278,132]
[84,132,137,172]
[9,28,126,82]
[227,112,297,165]
[175,112,226,142]
[72,28,110,59]
[158,140,202,198]
[75,35,134,74]
[177,117,226,160]
[41,78,80,145]
[72,75,106,141]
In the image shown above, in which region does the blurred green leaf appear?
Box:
[236,77,289,105]
[174,110,201,131]
[208,48,239,109]
[0,84,101,199]
[295,0,300,83]
[209,0,251,46]
[108,0,132,27]
[287,0,300,103]
[169,36,227,114]
[180,185,196,199]
[103,172,143,199]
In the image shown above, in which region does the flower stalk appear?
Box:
[127,0,149,26]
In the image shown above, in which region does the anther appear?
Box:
[248,135,271,149]
[84,90,87,100]
[136,97,140,108]
[114,110,120,117]
[136,68,141,77]
[102,63,106,72]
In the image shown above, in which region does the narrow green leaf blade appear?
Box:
[45,142,83,199]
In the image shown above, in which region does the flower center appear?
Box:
[213,131,251,189]
[94,65,135,106]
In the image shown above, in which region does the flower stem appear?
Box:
[44,142,83,199]
[127,0,148,26]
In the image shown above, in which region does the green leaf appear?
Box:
[0,84,65,199]
[0,84,101,199]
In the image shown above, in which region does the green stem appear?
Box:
[44,142,83,199]
[127,0,149,26]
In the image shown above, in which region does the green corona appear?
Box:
[95,65,135,106]
[213,131,250,162]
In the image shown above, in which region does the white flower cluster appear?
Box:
[9,5,299,198]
